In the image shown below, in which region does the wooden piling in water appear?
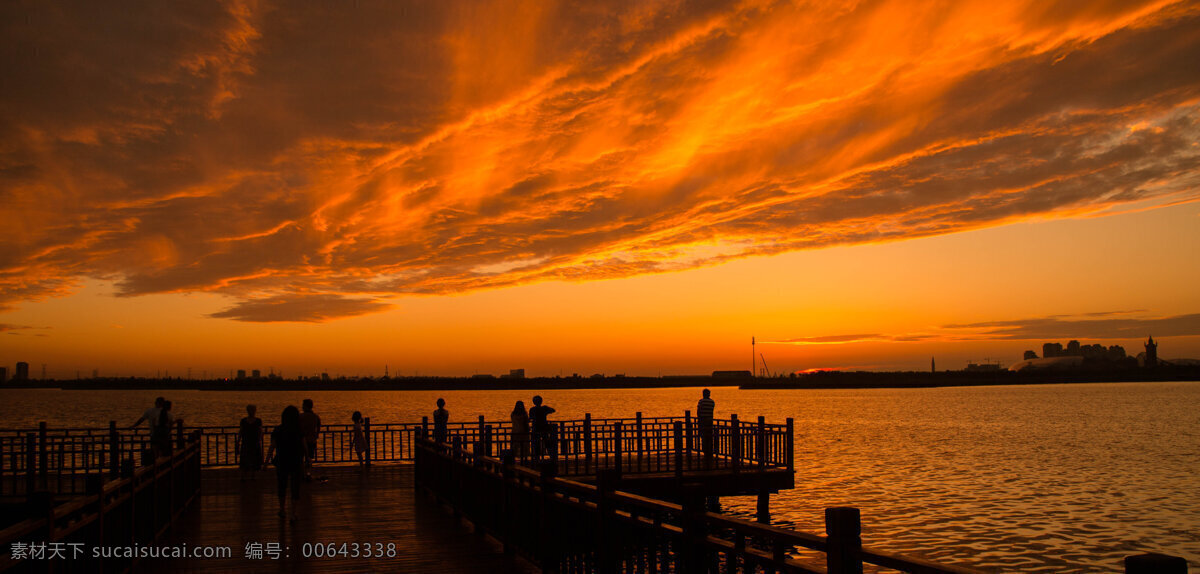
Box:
[826,506,863,574]
[1125,553,1187,574]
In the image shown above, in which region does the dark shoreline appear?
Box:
[3,367,1198,391]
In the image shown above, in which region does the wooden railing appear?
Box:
[420,414,793,476]
[1,414,788,483]
[414,433,986,574]
[0,432,203,573]
[0,422,186,497]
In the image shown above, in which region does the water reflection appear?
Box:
[1,382,1197,572]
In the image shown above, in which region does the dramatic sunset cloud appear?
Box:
[3,0,1199,322]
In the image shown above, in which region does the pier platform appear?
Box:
[145,464,535,573]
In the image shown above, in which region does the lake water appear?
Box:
[1,381,1197,572]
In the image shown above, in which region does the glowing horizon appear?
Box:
[2,0,1200,377]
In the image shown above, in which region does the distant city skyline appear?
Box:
[2,1,1199,378]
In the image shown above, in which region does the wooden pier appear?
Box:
[1,418,1192,573]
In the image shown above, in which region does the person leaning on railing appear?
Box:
[697,389,715,462]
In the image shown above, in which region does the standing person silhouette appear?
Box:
[151,400,174,458]
[133,396,165,459]
[238,404,263,478]
[350,411,367,467]
[267,405,305,524]
[510,401,529,459]
[529,395,555,459]
[697,389,716,463]
[298,399,321,480]
[132,396,165,431]
[432,398,449,444]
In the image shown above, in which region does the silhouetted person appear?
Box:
[433,398,449,444]
[238,404,263,478]
[267,405,305,523]
[132,396,165,431]
[151,400,174,458]
[529,395,555,459]
[511,401,530,459]
[697,389,715,462]
[299,399,321,479]
[350,411,367,467]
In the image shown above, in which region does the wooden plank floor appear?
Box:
[532,451,775,476]
[141,464,538,573]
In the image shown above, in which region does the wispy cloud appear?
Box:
[208,294,393,323]
[943,312,1200,340]
[765,334,938,345]
[2,1,1200,320]
[769,311,1200,346]
[0,323,49,336]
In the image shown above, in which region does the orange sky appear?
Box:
[2,0,1199,378]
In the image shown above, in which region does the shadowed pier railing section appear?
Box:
[0,433,202,573]
[415,434,987,574]
[2,415,786,495]
[441,414,793,478]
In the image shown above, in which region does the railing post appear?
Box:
[88,473,106,544]
[478,415,486,450]
[786,417,794,472]
[613,422,623,478]
[26,489,55,539]
[684,410,692,451]
[422,416,429,439]
[1125,553,1187,573]
[501,450,516,555]
[364,417,372,466]
[109,420,120,477]
[38,421,48,481]
[584,413,593,460]
[176,418,184,450]
[730,415,740,473]
[635,412,644,457]
[25,432,36,493]
[826,507,863,574]
[539,464,559,573]
[484,424,493,457]
[595,468,620,574]
[757,416,766,471]
[680,483,707,574]
[673,421,684,479]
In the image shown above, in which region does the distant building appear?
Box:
[251,369,261,379]
[236,369,247,380]
[965,362,1003,372]
[1066,340,1081,356]
[505,369,525,379]
[1043,342,1063,358]
[712,370,753,379]
[1144,336,1158,368]
[0,367,6,384]
[1023,350,1038,360]
[15,362,29,382]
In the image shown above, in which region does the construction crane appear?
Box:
[759,353,772,378]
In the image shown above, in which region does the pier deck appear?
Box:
[145,464,535,573]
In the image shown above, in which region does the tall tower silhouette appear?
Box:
[1144,335,1158,368]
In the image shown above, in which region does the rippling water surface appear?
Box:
[2,382,1197,572]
